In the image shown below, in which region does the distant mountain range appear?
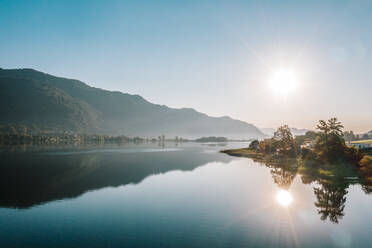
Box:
[0,68,264,139]
[260,127,309,137]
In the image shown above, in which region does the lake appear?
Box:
[1,142,371,248]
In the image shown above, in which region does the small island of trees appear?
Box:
[223,118,372,175]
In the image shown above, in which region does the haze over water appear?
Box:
[1,143,371,248]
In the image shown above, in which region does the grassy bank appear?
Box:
[221,148,259,158]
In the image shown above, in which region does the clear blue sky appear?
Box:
[1,0,371,132]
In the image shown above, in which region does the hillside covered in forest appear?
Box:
[0,68,264,139]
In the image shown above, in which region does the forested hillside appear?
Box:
[0,68,264,139]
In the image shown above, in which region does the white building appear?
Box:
[300,139,314,149]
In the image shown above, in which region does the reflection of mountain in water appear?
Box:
[0,147,233,209]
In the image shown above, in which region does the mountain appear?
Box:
[260,127,309,137]
[0,68,264,139]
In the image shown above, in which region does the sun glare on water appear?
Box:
[269,68,297,96]
[276,190,293,206]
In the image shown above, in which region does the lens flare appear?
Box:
[269,68,297,96]
[276,190,293,206]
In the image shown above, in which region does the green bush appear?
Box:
[301,148,317,161]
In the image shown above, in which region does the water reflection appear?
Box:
[0,144,233,209]
[1,143,371,227]
[313,182,347,223]
[246,156,371,224]
[1,144,372,247]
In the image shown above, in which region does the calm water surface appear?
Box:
[0,142,371,247]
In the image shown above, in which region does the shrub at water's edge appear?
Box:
[359,156,372,179]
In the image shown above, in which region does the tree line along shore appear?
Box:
[222,118,372,177]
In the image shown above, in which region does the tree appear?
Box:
[273,125,296,156]
[314,118,362,163]
[305,130,318,140]
[315,120,329,155]
[315,118,344,156]
[295,130,318,147]
[328,118,344,138]
[249,140,259,150]
[316,120,330,137]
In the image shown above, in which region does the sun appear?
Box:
[276,190,293,206]
[269,68,297,96]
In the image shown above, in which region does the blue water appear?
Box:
[0,142,371,247]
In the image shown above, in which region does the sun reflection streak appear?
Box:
[275,190,299,247]
[220,189,299,247]
[285,201,300,248]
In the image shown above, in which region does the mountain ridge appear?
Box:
[0,68,264,139]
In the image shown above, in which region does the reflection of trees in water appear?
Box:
[246,155,372,224]
[270,167,297,190]
[259,158,371,224]
[362,184,372,194]
[264,160,298,190]
[313,182,348,224]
